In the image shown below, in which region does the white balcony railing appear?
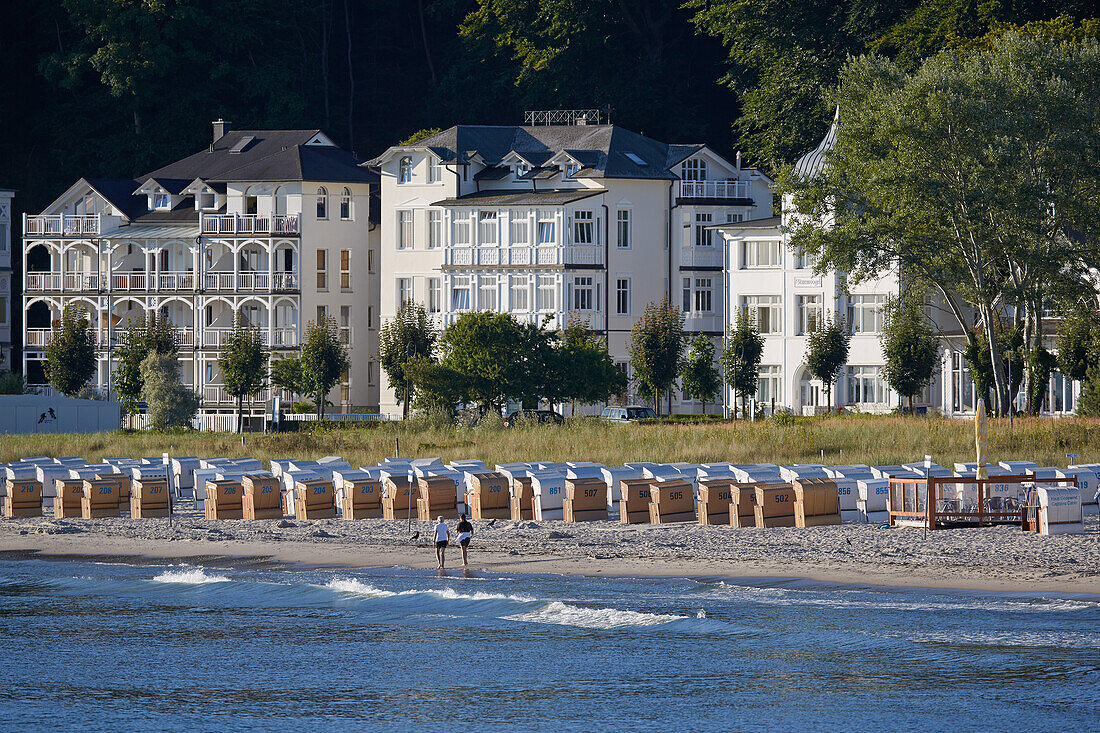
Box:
[272,272,299,290]
[25,273,61,291]
[29,269,295,293]
[202,328,277,348]
[680,247,723,268]
[202,385,271,405]
[201,213,300,236]
[25,329,52,348]
[112,272,147,291]
[680,180,751,200]
[272,328,298,348]
[446,246,604,267]
[24,213,101,237]
[158,272,197,290]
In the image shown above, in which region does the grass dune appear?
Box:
[2,415,1098,469]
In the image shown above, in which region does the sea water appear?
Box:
[0,558,1097,732]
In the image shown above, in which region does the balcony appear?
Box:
[201,213,300,236]
[202,385,272,405]
[201,328,298,349]
[24,214,101,237]
[680,246,723,269]
[26,270,296,293]
[445,245,604,268]
[679,180,751,201]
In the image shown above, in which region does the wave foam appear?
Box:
[325,578,397,597]
[507,601,683,629]
[153,568,230,584]
[424,587,536,603]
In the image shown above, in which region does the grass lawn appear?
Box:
[2,414,1099,469]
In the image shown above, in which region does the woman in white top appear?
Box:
[433,516,450,569]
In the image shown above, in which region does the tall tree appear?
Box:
[378,300,438,419]
[271,356,309,404]
[44,303,96,397]
[627,299,686,416]
[721,310,764,418]
[140,351,199,430]
[681,334,722,415]
[879,296,939,412]
[300,315,350,419]
[114,313,179,415]
[437,311,529,413]
[218,318,268,433]
[805,315,851,413]
[552,315,627,414]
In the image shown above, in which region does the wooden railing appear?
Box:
[200,213,300,235]
[887,474,1077,530]
[24,213,101,236]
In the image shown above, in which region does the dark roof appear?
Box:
[84,177,147,219]
[141,129,374,184]
[473,165,510,181]
[793,109,838,178]
[371,125,687,180]
[140,178,191,195]
[431,189,604,207]
[711,215,781,231]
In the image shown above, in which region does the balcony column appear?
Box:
[267,240,275,290]
[233,242,240,291]
[152,246,160,291]
[267,295,274,348]
[58,242,66,288]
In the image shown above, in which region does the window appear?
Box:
[396,277,413,308]
[317,305,328,324]
[397,210,413,250]
[565,162,579,177]
[742,240,781,268]
[951,351,976,412]
[316,249,328,290]
[399,156,413,183]
[1049,370,1075,413]
[743,295,781,334]
[695,213,714,247]
[451,276,471,311]
[573,276,594,311]
[511,214,529,246]
[797,294,823,335]
[368,361,377,385]
[0,297,6,325]
[847,366,891,404]
[682,277,692,312]
[339,306,352,344]
[274,186,288,216]
[727,212,744,223]
[340,367,350,404]
[616,278,630,316]
[367,249,375,273]
[340,187,352,219]
[516,163,530,178]
[478,211,498,245]
[537,275,556,311]
[510,276,529,311]
[757,365,781,405]
[796,249,815,269]
[573,210,594,245]
[452,212,471,246]
[537,211,556,245]
[681,158,707,181]
[199,188,216,210]
[616,209,632,249]
[340,249,351,289]
[367,306,374,328]
[428,157,443,183]
[243,187,257,215]
[848,294,886,334]
[153,188,169,210]
[694,278,713,313]
[427,278,441,313]
[428,210,443,249]
[316,187,328,219]
[478,275,497,310]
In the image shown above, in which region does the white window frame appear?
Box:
[428,210,443,249]
[848,294,886,334]
[478,275,498,310]
[742,240,781,268]
[742,295,782,334]
[847,366,891,405]
[573,210,594,245]
[339,249,351,290]
[756,365,782,404]
[616,209,632,249]
[510,275,529,311]
[451,276,471,311]
[573,276,595,311]
[695,213,714,247]
[452,212,472,246]
[536,275,556,311]
[398,156,413,184]
[396,277,413,309]
[694,277,713,313]
[682,277,692,313]
[340,187,352,220]
[510,214,529,246]
[681,158,707,181]
[616,277,630,316]
[428,278,442,313]
[797,294,823,335]
[537,211,556,245]
[428,157,443,183]
[478,211,499,246]
[396,210,413,250]
[316,187,328,219]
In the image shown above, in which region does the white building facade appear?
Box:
[718,116,1080,417]
[22,122,380,422]
[368,121,773,415]
[0,188,13,371]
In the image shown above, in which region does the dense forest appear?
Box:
[0,0,1095,220]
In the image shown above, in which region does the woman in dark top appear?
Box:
[455,514,473,567]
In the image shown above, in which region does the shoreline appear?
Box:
[2,517,1097,595]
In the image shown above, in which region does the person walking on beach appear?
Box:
[456,513,473,567]
[433,516,450,569]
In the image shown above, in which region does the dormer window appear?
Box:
[199,188,217,210]
[399,156,413,184]
[516,163,530,178]
[152,188,169,210]
[681,158,707,181]
[565,163,579,177]
[243,186,258,216]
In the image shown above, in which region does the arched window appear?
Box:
[273,186,287,216]
[399,156,413,184]
[316,186,328,219]
[340,187,352,220]
[243,186,258,216]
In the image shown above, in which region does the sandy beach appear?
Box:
[1,510,1097,594]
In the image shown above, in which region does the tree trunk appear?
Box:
[653,390,659,417]
[979,301,1009,416]
[908,394,914,414]
[826,381,832,413]
[237,394,243,434]
[402,390,409,420]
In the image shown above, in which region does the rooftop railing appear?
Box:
[201,213,300,236]
[24,214,102,237]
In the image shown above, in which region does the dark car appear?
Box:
[600,406,658,423]
[503,409,565,427]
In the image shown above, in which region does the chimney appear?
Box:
[736,150,742,171]
[212,119,231,142]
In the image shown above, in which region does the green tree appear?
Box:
[627,299,686,416]
[553,315,627,414]
[397,128,443,146]
[681,334,722,415]
[114,313,179,415]
[781,32,1100,416]
[140,352,199,430]
[880,296,940,412]
[0,371,27,395]
[1056,310,1098,383]
[44,304,96,397]
[437,311,529,413]
[270,357,308,401]
[218,317,268,433]
[962,323,1025,413]
[722,310,765,418]
[805,315,851,413]
[378,301,438,419]
[300,315,350,419]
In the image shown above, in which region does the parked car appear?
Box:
[503,409,564,427]
[600,406,658,423]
